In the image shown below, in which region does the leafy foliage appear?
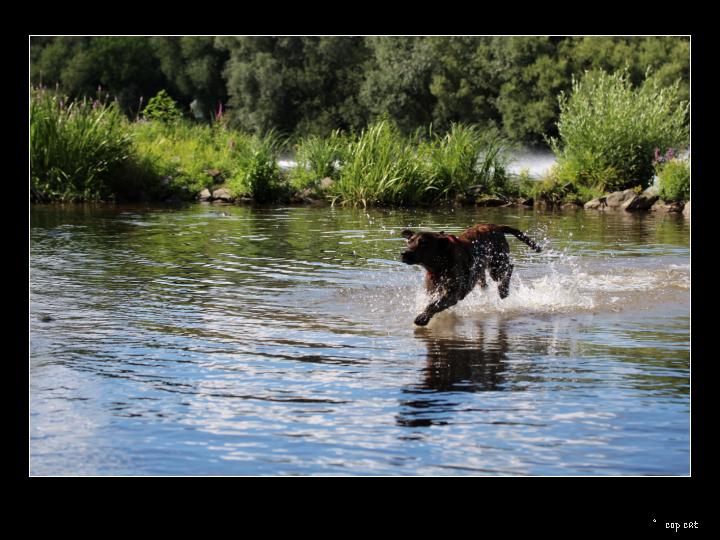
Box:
[31,36,689,144]
[657,159,690,202]
[140,90,183,123]
[549,69,689,191]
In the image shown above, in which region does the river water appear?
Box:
[29,204,690,475]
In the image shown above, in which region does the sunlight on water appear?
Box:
[30,204,690,476]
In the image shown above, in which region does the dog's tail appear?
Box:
[499,226,542,252]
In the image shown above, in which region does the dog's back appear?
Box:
[460,223,542,252]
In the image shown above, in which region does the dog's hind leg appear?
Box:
[477,270,488,289]
[497,263,514,299]
[489,253,513,299]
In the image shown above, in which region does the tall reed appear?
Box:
[289,130,348,191]
[31,87,132,202]
[420,124,511,200]
[229,130,286,202]
[330,120,511,206]
[332,120,425,206]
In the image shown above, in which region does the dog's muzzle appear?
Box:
[401,251,417,264]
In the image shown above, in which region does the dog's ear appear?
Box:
[401,229,415,239]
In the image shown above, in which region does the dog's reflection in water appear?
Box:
[397,315,510,428]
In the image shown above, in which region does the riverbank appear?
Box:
[194,180,690,218]
[30,86,689,212]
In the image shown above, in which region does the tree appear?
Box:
[150,37,229,121]
[217,36,371,137]
[426,36,501,133]
[359,37,437,134]
[492,37,571,145]
[561,36,689,104]
[32,37,166,115]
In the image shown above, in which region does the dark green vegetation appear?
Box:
[30,36,690,206]
[32,36,689,144]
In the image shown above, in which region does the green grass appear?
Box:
[31,86,287,203]
[329,120,512,207]
[331,120,425,206]
[130,120,259,198]
[226,130,286,202]
[31,87,517,206]
[289,130,348,193]
[31,87,132,202]
[419,124,511,201]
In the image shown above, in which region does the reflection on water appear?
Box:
[398,319,510,428]
[30,204,689,475]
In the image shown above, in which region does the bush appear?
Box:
[140,89,183,123]
[550,68,689,192]
[657,159,690,202]
[533,164,605,205]
[30,87,132,202]
[226,131,285,202]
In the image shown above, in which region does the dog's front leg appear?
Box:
[414,294,459,326]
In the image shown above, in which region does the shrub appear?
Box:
[533,164,605,205]
[140,90,183,123]
[513,168,537,200]
[226,131,285,202]
[657,159,690,202]
[550,68,689,192]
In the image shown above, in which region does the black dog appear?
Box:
[401,223,542,325]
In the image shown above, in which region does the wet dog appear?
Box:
[401,224,542,325]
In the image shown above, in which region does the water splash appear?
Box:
[406,248,689,319]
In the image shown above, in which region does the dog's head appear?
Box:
[400,229,455,266]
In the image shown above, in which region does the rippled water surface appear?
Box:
[30,204,690,475]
